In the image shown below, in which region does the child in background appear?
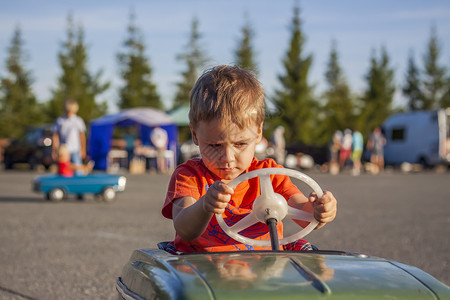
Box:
[58,145,93,177]
[162,65,337,253]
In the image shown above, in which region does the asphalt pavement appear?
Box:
[0,167,449,299]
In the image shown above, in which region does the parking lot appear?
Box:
[0,168,449,299]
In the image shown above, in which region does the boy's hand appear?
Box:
[308,190,337,229]
[202,181,234,215]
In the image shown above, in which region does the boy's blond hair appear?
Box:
[58,144,70,157]
[65,99,79,114]
[189,65,265,129]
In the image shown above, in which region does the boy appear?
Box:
[58,145,93,177]
[162,65,337,253]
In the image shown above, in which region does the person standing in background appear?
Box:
[123,126,139,170]
[52,99,86,175]
[351,129,364,176]
[329,130,342,175]
[339,129,353,170]
[151,126,169,173]
[367,126,386,174]
[271,126,286,166]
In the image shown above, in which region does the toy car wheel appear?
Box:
[49,188,65,202]
[102,187,116,202]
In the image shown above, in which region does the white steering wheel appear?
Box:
[215,168,322,247]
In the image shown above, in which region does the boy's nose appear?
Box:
[219,145,235,163]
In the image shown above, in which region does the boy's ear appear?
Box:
[190,124,199,145]
[256,122,263,143]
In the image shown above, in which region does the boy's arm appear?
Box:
[172,181,234,241]
[172,197,214,241]
[287,191,337,229]
[69,162,86,171]
[287,193,313,228]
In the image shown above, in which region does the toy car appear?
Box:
[33,173,126,202]
[116,168,450,299]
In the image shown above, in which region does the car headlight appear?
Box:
[43,137,52,147]
[118,176,126,191]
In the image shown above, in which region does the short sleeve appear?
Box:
[162,165,203,219]
[77,116,86,132]
[272,174,303,200]
[255,158,303,200]
[52,118,61,134]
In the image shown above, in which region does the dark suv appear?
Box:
[3,125,54,170]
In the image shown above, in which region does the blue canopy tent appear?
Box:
[88,108,178,170]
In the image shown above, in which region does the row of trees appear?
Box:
[0,5,449,145]
[271,7,449,145]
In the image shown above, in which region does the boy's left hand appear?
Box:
[308,190,337,229]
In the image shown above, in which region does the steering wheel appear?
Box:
[215,168,322,247]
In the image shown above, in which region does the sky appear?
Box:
[1,0,449,114]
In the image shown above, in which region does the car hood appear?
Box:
[118,249,450,300]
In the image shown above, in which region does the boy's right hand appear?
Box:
[202,181,234,215]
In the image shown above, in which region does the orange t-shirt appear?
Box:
[162,157,302,252]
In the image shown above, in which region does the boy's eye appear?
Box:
[235,143,248,148]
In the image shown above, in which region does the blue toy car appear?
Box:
[33,173,127,202]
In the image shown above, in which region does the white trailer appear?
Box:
[382,109,450,166]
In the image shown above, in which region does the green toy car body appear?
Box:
[116,247,450,300]
[116,168,449,299]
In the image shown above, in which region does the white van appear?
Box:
[382,109,450,166]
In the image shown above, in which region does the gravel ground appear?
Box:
[0,168,449,299]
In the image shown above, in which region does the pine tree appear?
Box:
[441,77,450,108]
[173,17,209,110]
[359,47,395,135]
[422,26,447,109]
[320,40,354,144]
[45,14,109,123]
[234,13,258,74]
[117,11,162,110]
[402,51,423,111]
[0,26,41,138]
[271,5,316,144]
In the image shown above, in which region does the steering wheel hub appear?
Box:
[253,193,288,223]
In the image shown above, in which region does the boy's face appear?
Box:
[60,152,70,162]
[191,119,262,183]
